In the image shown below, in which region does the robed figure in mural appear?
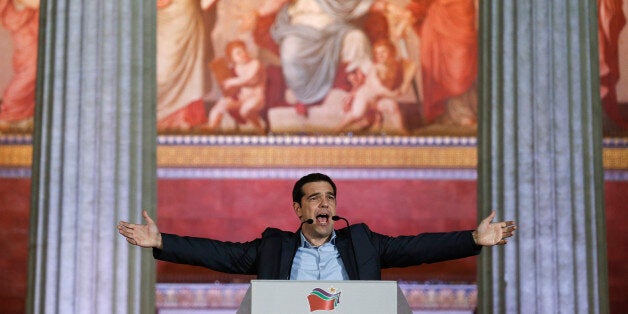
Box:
[0,0,39,132]
[406,0,478,127]
[242,0,387,117]
[156,0,217,132]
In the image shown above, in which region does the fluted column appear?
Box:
[477,1,608,313]
[26,1,157,313]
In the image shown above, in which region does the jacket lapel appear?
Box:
[335,228,359,280]
[279,231,300,280]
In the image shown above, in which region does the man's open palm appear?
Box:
[475,211,517,246]
[117,210,162,249]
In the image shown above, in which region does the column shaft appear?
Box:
[478,0,608,313]
[26,1,157,313]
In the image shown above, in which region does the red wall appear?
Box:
[604,181,628,311]
[0,179,30,313]
[0,178,626,313]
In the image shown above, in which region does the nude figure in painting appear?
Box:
[206,40,267,134]
[335,39,416,135]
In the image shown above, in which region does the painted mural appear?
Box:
[155,0,479,136]
[0,0,627,136]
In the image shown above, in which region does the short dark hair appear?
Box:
[292,173,337,204]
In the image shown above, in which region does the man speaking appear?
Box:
[117,173,516,280]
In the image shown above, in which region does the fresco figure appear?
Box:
[336,39,416,135]
[156,0,216,132]
[241,0,401,117]
[598,0,627,130]
[0,0,39,132]
[207,40,267,134]
[407,0,478,126]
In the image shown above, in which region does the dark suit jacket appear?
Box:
[153,223,481,280]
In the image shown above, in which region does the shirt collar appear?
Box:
[299,230,337,248]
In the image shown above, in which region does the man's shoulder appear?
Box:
[337,222,372,235]
[261,227,297,238]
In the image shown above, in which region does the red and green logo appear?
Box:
[307,287,341,312]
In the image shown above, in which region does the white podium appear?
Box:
[237,280,412,314]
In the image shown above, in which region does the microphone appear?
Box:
[299,218,313,229]
[331,215,359,280]
[332,215,348,225]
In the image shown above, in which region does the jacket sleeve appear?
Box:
[360,224,482,268]
[152,233,261,275]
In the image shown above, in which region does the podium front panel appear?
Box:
[237,280,411,314]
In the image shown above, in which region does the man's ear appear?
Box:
[293,202,302,219]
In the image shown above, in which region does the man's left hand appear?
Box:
[473,211,517,246]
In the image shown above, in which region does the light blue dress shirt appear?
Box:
[290,230,349,280]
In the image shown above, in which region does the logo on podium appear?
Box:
[307,287,341,312]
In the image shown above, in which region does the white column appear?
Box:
[477,1,608,313]
[26,1,157,313]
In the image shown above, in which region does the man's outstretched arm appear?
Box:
[473,211,517,246]
[117,210,163,249]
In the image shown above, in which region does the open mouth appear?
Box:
[315,214,330,224]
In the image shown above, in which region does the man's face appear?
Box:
[293,181,336,240]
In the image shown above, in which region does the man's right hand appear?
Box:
[117,210,163,249]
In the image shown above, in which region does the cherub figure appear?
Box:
[336,39,416,134]
[207,40,267,134]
